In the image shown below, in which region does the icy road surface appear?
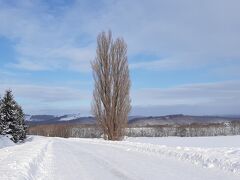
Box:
[0,136,240,180]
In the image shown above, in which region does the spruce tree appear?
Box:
[15,104,27,140]
[0,97,3,134]
[0,90,27,142]
[0,90,14,136]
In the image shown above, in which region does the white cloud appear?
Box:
[0,84,90,102]
[0,80,239,115]
[130,53,206,70]
[0,0,96,72]
[0,83,92,114]
[131,81,240,115]
[0,84,91,114]
[0,1,239,115]
[0,0,240,72]
[131,103,240,116]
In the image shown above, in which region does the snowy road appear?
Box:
[0,136,240,180]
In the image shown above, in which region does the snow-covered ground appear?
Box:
[0,135,14,149]
[0,136,239,180]
[127,136,240,147]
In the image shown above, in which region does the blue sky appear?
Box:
[0,0,240,115]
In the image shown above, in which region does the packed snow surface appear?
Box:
[0,135,14,149]
[0,136,239,180]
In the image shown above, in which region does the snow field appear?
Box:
[0,135,14,149]
[0,136,240,180]
[0,137,52,180]
[69,137,240,174]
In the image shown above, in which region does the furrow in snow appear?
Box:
[27,140,53,180]
[0,137,52,180]
[68,138,240,175]
[56,140,138,180]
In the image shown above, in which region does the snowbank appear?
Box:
[0,135,14,149]
[0,136,52,180]
[70,136,240,174]
[127,135,240,148]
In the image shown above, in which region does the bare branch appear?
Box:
[91,30,131,140]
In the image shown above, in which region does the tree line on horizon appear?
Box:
[28,120,240,138]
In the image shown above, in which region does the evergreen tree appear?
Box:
[0,90,27,142]
[0,90,14,135]
[15,104,27,140]
[0,97,3,134]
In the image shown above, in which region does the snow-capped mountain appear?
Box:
[25,115,56,122]
[25,113,95,125]
[58,113,82,121]
[128,114,240,127]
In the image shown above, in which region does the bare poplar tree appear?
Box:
[92,31,131,140]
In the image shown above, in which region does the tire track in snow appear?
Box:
[21,139,54,180]
[59,140,137,180]
[33,140,54,180]
[68,138,240,175]
[0,137,52,180]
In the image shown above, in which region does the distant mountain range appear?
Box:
[129,114,240,127]
[25,114,240,127]
[25,114,82,122]
[25,114,95,125]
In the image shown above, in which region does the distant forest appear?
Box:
[28,117,240,138]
